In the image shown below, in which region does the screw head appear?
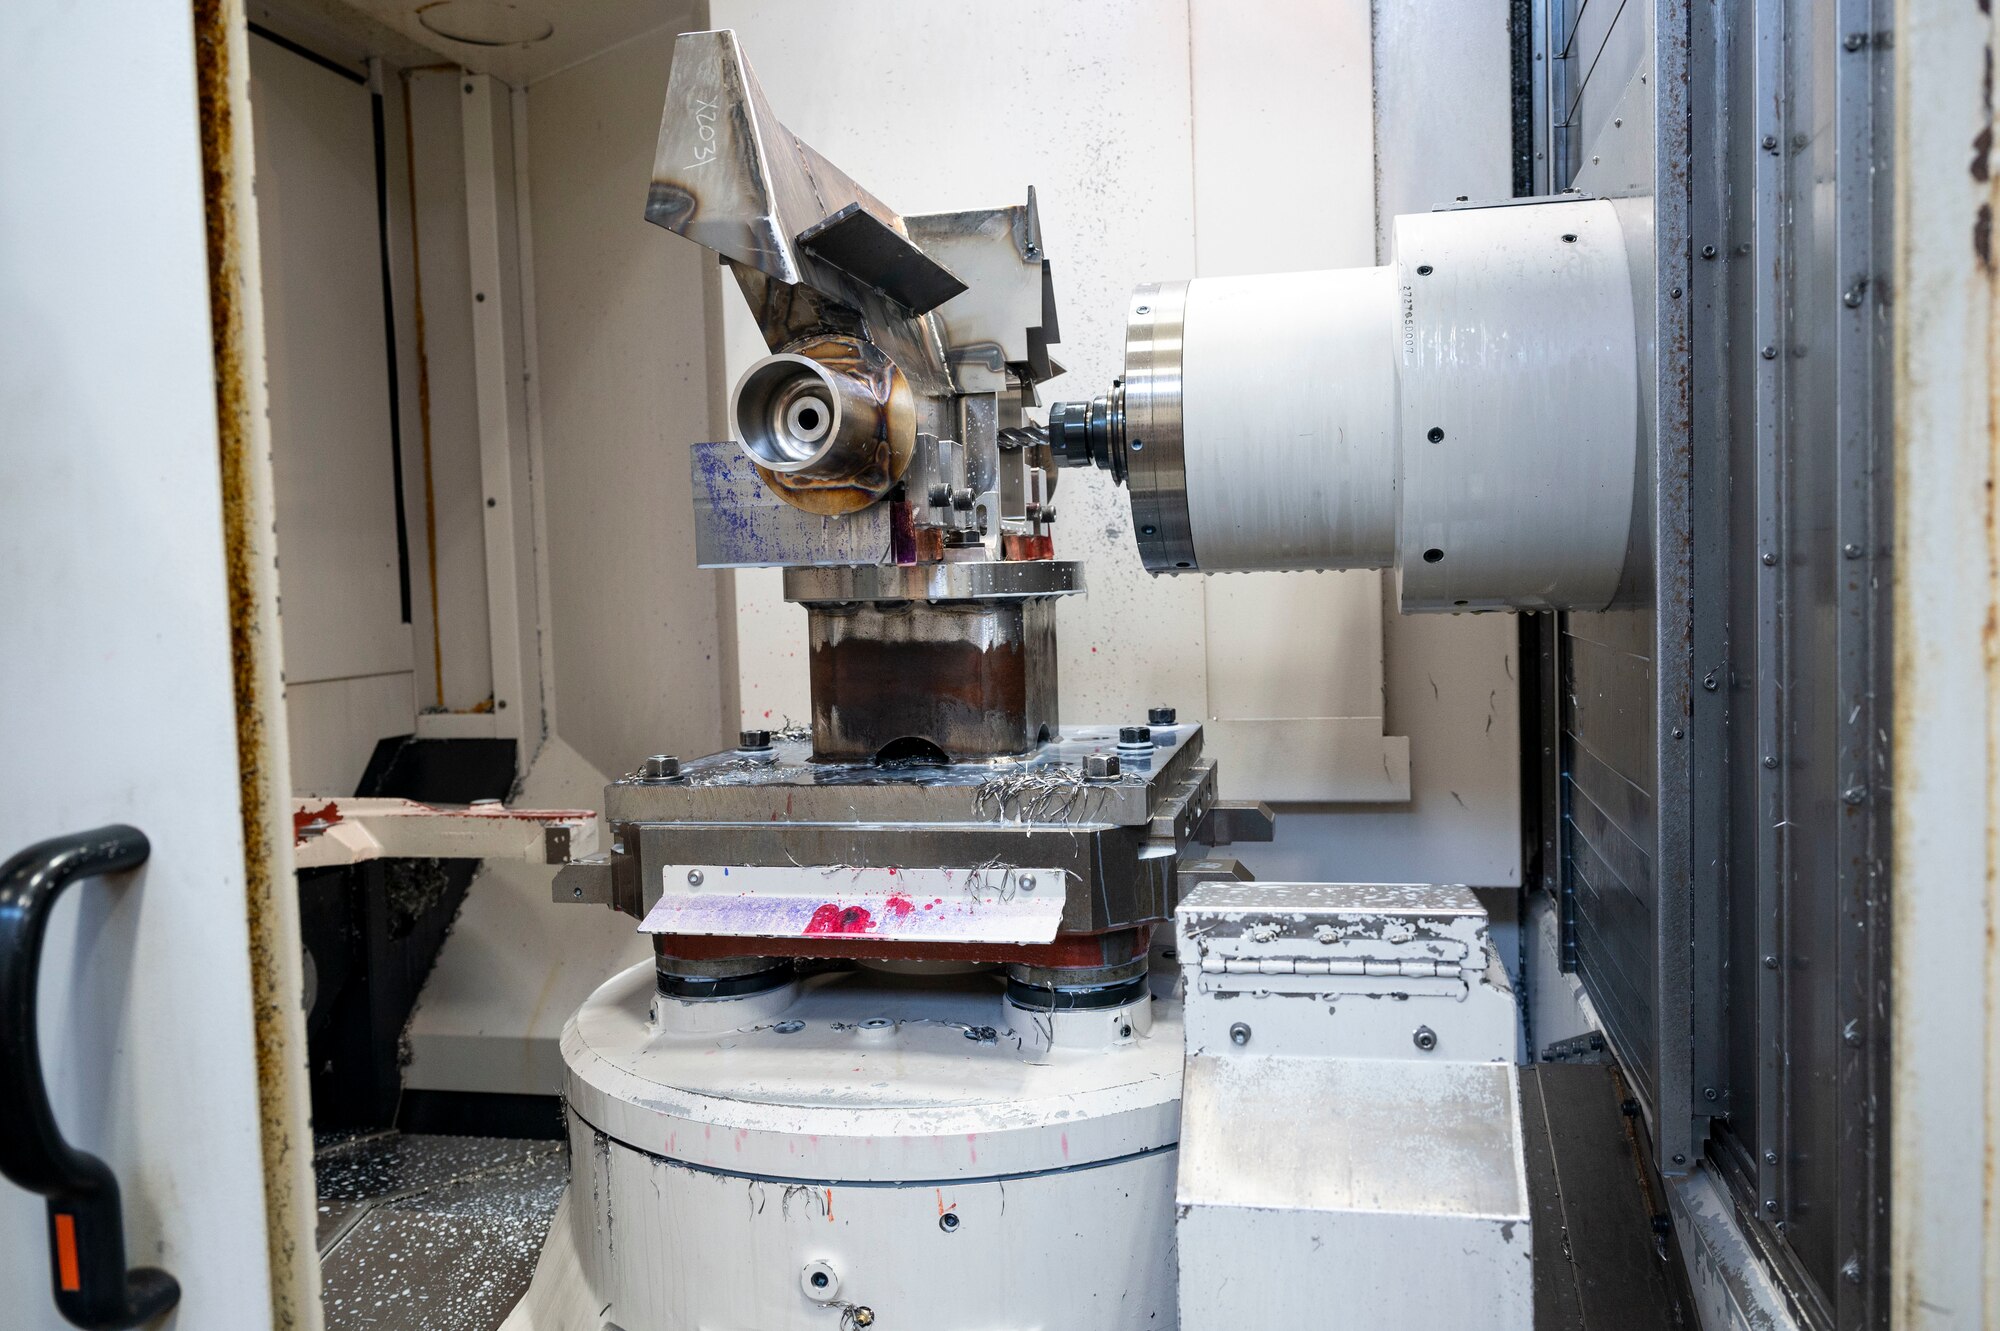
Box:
[1762,134,1779,150]
[1416,263,1434,276]
[773,1019,804,1034]
[1229,1022,1252,1047]
[1762,551,1778,566]
[1427,426,1445,443]
[1764,954,1780,970]
[1764,1198,1780,1214]
[939,1211,960,1232]
[1412,1025,1438,1052]
[1763,755,1779,769]
[1844,542,1864,559]
[1702,244,1717,259]
[1762,344,1779,359]
[1764,1149,1779,1165]
[1148,705,1178,726]
[853,1311,875,1327]
[687,868,705,886]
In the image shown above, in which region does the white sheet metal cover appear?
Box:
[639,862,1066,943]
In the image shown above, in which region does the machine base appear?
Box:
[530,961,1184,1330]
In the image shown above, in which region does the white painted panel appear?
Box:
[1188,0,1399,802]
[709,0,1208,732]
[250,34,414,691]
[524,24,736,776]
[405,66,497,711]
[1189,0,1377,278]
[0,4,284,1326]
[1205,569,1383,719]
[286,672,419,797]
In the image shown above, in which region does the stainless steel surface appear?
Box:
[781,559,1083,604]
[1121,282,1197,572]
[315,1133,565,1331]
[731,343,909,487]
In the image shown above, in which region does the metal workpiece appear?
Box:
[730,336,914,511]
[1052,196,1638,606]
[804,596,1060,762]
[688,442,898,569]
[649,30,1062,544]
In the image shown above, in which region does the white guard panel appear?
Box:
[639,863,1067,944]
[0,3,295,1327]
[1393,198,1639,611]
[1181,266,1400,570]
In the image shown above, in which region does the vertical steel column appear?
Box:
[1748,0,1789,1224]
[1829,0,1891,1321]
[1651,0,1699,1176]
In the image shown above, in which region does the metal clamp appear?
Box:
[0,827,180,1329]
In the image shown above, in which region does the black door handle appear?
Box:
[0,827,181,1329]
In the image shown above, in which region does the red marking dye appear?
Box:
[966,1134,979,1164]
[1061,1132,1070,1160]
[804,903,876,934]
[885,894,914,918]
[923,902,935,910]
[292,800,341,842]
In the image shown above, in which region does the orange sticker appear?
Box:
[54,1212,80,1292]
